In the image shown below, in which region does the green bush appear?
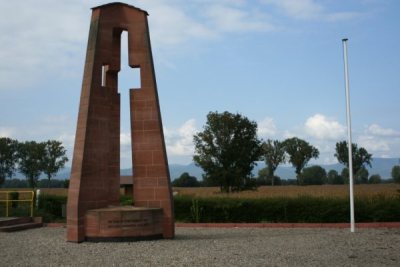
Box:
[0,202,31,217]
[37,194,67,222]
[300,166,326,185]
[354,194,400,222]
[35,195,133,222]
[120,195,133,206]
[0,192,32,217]
[31,193,400,223]
[391,165,400,183]
[369,174,382,184]
[10,191,19,208]
[174,195,400,223]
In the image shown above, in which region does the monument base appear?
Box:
[85,206,163,241]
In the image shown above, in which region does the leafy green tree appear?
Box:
[17,141,46,188]
[281,179,297,185]
[3,178,28,188]
[326,169,336,184]
[355,167,369,184]
[299,165,326,185]
[327,169,344,184]
[392,165,400,184]
[193,111,262,192]
[257,167,268,185]
[261,139,286,186]
[42,140,68,188]
[341,167,349,184]
[37,178,66,188]
[327,170,344,184]
[257,167,281,186]
[369,174,381,184]
[202,175,220,187]
[282,137,319,183]
[334,141,372,176]
[0,137,19,187]
[172,172,200,187]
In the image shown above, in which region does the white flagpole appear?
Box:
[342,38,355,233]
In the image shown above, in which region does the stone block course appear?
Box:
[67,3,174,243]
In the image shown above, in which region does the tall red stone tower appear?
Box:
[67,2,174,242]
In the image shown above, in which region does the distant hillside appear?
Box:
[169,163,203,179]
[11,157,399,181]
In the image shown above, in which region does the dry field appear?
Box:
[2,184,400,199]
[0,188,124,197]
[173,184,400,199]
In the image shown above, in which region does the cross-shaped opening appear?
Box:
[119,31,141,176]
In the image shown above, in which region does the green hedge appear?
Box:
[0,191,32,217]
[34,194,400,223]
[0,202,32,217]
[174,195,400,223]
[35,195,133,222]
[37,194,67,222]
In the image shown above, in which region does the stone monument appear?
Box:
[67,2,174,242]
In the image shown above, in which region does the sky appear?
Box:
[0,0,399,168]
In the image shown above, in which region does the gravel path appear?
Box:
[1,227,399,266]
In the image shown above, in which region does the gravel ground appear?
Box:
[0,227,399,266]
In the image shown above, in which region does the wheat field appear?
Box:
[1,184,400,199]
[173,184,400,199]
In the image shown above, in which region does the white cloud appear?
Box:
[358,135,390,152]
[165,119,198,156]
[0,115,76,154]
[354,124,400,158]
[0,1,88,90]
[42,115,71,125]
[326,12,361,22]
[146,3,216,46]
[320,156,338,165]
[305,114,346,140]
[283,130,297,139]
[57,132,75,165]
[0,122,77,167]
[255,116,399,165]
[58,133,75,148]
[366,124,400,137]
[262,0,323,20]
[144,0,274,50]
[119,131,132,167]
[204,4,274,33]
[0,127,16,138]
[262,0,360,21]
[120,132,132,146]
[178,119,198,140]
[0,0,278,91]
[257,117,277,138]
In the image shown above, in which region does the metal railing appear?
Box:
[0,191,34,217]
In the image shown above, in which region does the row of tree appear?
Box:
[256,165,400,186]
[2,178,69,189]
[192,111,391,192]
[0,138,68,188]
[258,139,374,186]
[173,165,400,187]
